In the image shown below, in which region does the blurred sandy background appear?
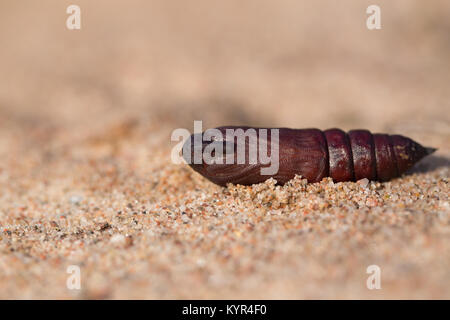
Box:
[0,1,448,299]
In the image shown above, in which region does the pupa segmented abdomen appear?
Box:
[183,127,436,186]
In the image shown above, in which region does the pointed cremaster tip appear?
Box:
[425,147,437,155]
[390,135,436,175]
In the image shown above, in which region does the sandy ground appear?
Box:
[0,1,449,299]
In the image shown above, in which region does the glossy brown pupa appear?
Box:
[183,126,436,186]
